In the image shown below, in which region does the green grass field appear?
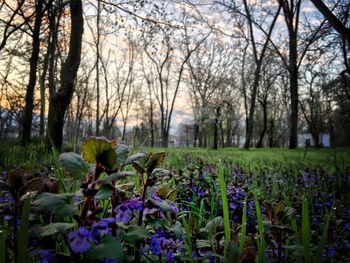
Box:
[0,139,350,262]
[149,147,350,174]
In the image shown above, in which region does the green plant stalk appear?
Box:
[17,195,31,263]
[0,229,7,263]
[315,206,332,262]
[254,195,266,263]
[240,197,247,253]
[182,215,194,263]
[219,166,231,260]
[302,195,311,263]
[52,148,66,193]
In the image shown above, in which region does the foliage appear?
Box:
[0,141,349,262]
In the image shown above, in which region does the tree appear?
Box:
[143,18,210,147]
[22,0,49,145]
[46,0,84,149]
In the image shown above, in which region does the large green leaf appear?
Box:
[86,235,124,262]
[95,186,113,199]
[82,137,117,168]
[59,152,90,179]
[31,193,77,217]
[121,225,151,244]
[30,223,76,237]
[115,144,130,167]
[97,171,138,185]
[125,152,148,165]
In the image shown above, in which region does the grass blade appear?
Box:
[240,197,247,253]
[254,194,266,263]
[182,215,194,263]
[0,229,7,263]
[219,165,231,259]
[302,195,311,263]
[17,194,31,263]
[315,206,332,262]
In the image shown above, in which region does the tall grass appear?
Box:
[219,165,231,260]
[254,194,266,263]
[301,195,311,263]
[16,195,31,263]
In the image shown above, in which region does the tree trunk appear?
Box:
[39,44,50,138]
[244,65,261,149]
[21,0,45,145]
[289,31,298,149]
[193,123,199,147]
[46,0,83,149]
[268,119,275,147]
[256,99,267,148]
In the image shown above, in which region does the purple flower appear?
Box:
[229,203,237,209]
[39,249,55,263]
[328,246,335,257]
[166,250,175,262]
[68,227,91,253]
[346,222,350,231]
[148,230,183,260]
[91,218,115,237]
[344,240,350,249]
[149,235,163,255]
[168,201,179,213]
[115,198,143,224]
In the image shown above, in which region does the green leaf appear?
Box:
[17,194,30,263]
[152,168,171,177]
[86,235,124,262]
[124,152,148,165]
[95,186,113,199]
[59,152,90,179]
[115,144,129,167]
[82,137,117,168]
[121,225,151,244]
[30,223,76,237]
[165,221,183,238]
[97,171,138,185]
[31,193,77,217]
[284,207,296,223]
[145,152,166,173]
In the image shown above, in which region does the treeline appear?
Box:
[0,0,349,149]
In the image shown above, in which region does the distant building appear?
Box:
[297,133,330,147]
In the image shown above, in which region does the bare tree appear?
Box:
[46,0,84,149]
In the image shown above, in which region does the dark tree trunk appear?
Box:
[193,123,199,147]
[244,65,261,149]
[256,99,267,148]
[149,101,154,147]
[46,0,84,149]
[289,33,299,149]
[268,119,275,147]
[161,132,168,148]
[39,43,50,138]
[21,0,45,145]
